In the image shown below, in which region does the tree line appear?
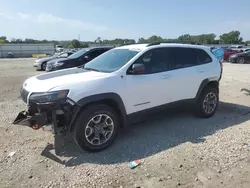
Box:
[0,30,249,48]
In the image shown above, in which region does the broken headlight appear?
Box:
[29,90,69,103]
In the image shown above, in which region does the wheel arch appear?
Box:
[195,78,219,101]
[41,61,48,70]
[69,92,127,132]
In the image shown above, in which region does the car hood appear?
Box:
[47,57,69,64]
[23,67,109,92]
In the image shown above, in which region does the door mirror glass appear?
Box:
[131,63,145,74]
[84,55,90,60]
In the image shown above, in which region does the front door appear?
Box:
[123,48,173,114]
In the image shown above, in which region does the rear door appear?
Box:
[166,47,213,102]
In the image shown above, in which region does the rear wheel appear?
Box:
[73,104,120,151]
[237,57,245,64]
[195,86,219,118]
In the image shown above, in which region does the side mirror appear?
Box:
[131,63,145,74]
[84,55,90,60]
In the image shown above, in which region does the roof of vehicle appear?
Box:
[87,46,114,50]
[231,45,244,48]
[116,43,210,51]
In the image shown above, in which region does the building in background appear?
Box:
[0,43,55,58]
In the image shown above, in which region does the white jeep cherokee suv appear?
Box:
[13,42,222,152]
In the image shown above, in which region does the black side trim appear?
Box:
[127,99,195,124]
[134,102,150,106]
[69,93,127,131]
[195,79,209,101]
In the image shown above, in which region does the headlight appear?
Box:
[35,59,42,63]
[29,90,69,103]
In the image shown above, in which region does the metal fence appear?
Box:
[0,44,55,58]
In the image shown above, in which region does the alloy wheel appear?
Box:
[85,114,114,146]
[202,92,217,114]
[237,57,244,64]
[42,63,47,70]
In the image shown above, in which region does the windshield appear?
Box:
[68,49,88,59]
[84,49,139,73]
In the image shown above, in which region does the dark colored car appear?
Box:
[228,51,250,64]
[33,51,74,71]
[46,46,113,72]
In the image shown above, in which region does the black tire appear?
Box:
[41,62,47,71]
[195,86,219,118]
[73,104,120,152]
[236,57,245,64]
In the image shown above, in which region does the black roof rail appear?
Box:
[146,42,162,47]
[146,41,201,47]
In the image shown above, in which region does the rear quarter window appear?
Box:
[196,49,212,64]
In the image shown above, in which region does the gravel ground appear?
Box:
[0,59,250,188]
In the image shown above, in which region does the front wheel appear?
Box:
[73,104,120,152]
[195,86,219,118]
[41,62,47,71]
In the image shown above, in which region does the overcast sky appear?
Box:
[1,0,250,41]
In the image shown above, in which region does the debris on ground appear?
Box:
[129,160,141,169]
[7,151,16,158]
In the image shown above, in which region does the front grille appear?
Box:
[21,88,30,103]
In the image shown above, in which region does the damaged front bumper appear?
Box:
[13,110,47,130]
[13,99,78,135]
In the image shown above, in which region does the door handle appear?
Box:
[162,75,172,79]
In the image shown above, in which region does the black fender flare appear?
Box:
[195,79,219,101]
[69,92,127,131]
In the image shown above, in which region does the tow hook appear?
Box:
[32,125,43,130]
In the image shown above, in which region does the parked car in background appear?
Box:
[223,48,242,61]
[56,45,64,52]
[33,51,74,71]
[230,45,245,50]
[46,46,113,72]
[241,48,250,52]
[228,50,250,64]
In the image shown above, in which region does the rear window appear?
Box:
[196,49,212,64]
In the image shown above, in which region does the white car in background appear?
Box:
[56,45,64,53]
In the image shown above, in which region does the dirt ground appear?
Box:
[0,58,250,188]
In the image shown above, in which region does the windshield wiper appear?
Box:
[83,67,100,72]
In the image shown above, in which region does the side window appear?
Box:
[196,49,212,64]
[132,48,173,74]
[88,49,105,59]
[171,47,197,70]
